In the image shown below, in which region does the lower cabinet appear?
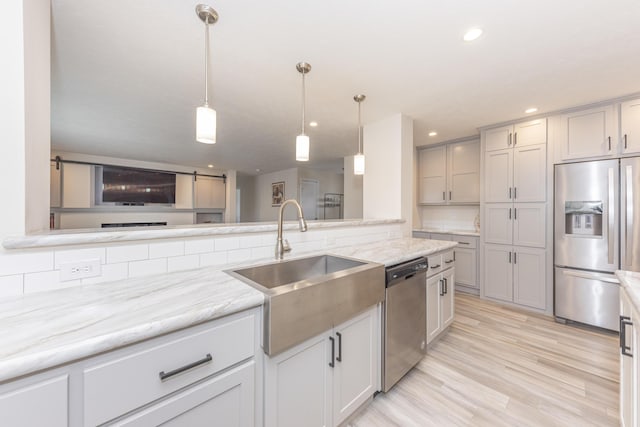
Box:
[0,375,68,427]
[264,306,378,427]
[620,289,640,427]
[0,308,260,427]
[484,244,546,309]
[426,255,455,345]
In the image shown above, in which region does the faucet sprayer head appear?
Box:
[298,217,308,232]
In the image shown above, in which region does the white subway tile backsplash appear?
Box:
[0,251,53,276]
[0,275,23,298]
[81,263,128,285]
[239,235,268,248]
[54,248,106,268]
[168,255,199,273]
[106,244,149,264]
[199,252,228,267]
[149,241,184,259]
[214,237,240,252]
[128,258,167,278]
[250,246,272,260]
[184,238,215,255]
[24,271,81,294]
[227,248,252,263]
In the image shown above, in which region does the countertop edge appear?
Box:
[413,228,480,237]
[3,219,405,249]
[616,270,640,314]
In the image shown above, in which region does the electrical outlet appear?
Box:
[59,258,101,282]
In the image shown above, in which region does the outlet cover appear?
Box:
[59,258,101,282]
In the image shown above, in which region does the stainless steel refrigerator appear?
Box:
[555,158,640,331]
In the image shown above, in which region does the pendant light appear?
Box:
[295,62,311,161]
[353,94,366,175]
[195,4,218,144]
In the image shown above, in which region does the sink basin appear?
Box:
[231,255,367,290]
[227,254,384,356]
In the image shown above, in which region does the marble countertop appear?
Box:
[616,270,640,313]
[413,228,480,237]
[3,218,403,249]
[0,236,455,383]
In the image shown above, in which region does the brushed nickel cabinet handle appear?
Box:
[329,336,335,367]
[625,134,628,149]
[336,332,342,362]
[508,133,512,146]
[514,208,517,220]
[620,316,633,357]
[443,191,445,201]
[514,132,518,146]
[608,136,612,151]
[508,252,511,263]
[159,353,212,381]
[514,187,517,199]
[513,252,517,264]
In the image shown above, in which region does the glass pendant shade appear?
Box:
[296,134,310,161]
[196,105,217,144]
[354,153,365,175]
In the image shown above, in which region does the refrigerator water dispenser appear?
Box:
[564,201,603,236]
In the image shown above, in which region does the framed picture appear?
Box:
[272,181,285,206]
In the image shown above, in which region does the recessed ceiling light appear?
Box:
[428,131,438,137]
[463,28,483,42]
[256,168,261,173]
[525,107,538,114]
[309,121,318,127]
[207,164,214,168]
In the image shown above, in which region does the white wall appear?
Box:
[362,114,413,234]
[255,168,299,221]
[343,156,363,219]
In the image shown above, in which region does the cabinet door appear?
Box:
[194,176,226,209]
[264,333,331,427]
[115,362,254,427]
[448,140,480,203]
[484,125,513,152]
[513,119,547,148]
[418,146,447,204]
[426,274,442,344]
[62,162,92,208]
[454,248,476,288]
[0,376,68,427]
[484,204,513,245]
[430,233,451,242]
[513,203,546,248]
[441,268,455,329]
[484,149,513,203]
[333,307,377,426]
[484,244,513,302]
[621,98,640,155]
[513,144,546,202]
[513,247,546,310]
[620,292,634,427]
[559,105,618,160]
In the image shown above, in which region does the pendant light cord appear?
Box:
[204,20,210,106]
[357,101,362,154]
[301,72,306,135]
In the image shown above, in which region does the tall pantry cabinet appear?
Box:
[480,119,548,311]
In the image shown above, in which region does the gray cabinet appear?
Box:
[426,250,455,345]
[264,306,378,427]
[418,139,480,205]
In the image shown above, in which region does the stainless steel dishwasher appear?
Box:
[382,257,428,392]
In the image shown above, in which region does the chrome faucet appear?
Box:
[275,199,308,259]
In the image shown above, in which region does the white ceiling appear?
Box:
[51,0,640,175]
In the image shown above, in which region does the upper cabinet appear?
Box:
[484,120,547,204]
[485,120,547,152]
[558,105,618,160]
[621,98,640,155]
[418,139,480,205]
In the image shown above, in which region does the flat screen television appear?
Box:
[98,166,176,205]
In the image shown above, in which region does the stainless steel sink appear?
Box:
[227,254,384,356]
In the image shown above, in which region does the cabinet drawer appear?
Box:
[442,251,455,269]
[412,231,430,239]
[450,235,477,248]
[427,254,443,277]
[429,233,451,241]
[84,313,255,426]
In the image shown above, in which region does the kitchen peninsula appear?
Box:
[0,228,456,426]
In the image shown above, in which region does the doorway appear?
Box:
[300,179,319,220]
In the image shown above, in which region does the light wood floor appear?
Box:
[349,293,620,427]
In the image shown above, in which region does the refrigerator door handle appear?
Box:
[626,165,633,267]
[561,269,620,284]
[608,167,615,265]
